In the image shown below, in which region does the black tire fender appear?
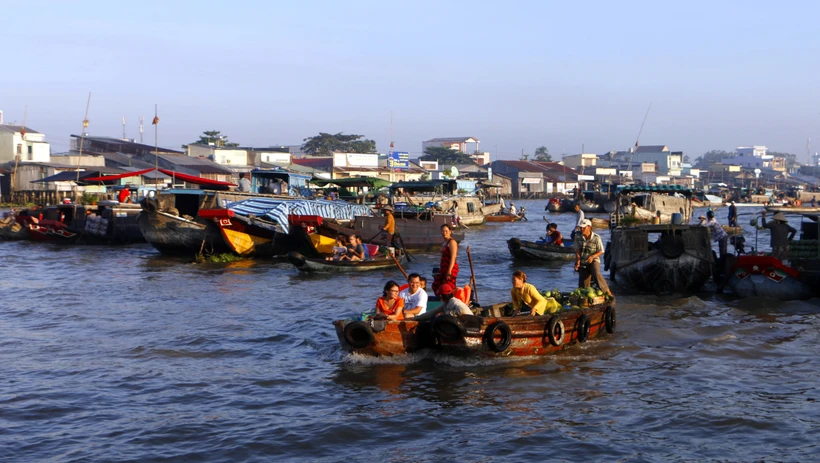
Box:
[287,251,306,269]
[484,321,512,353]
[659,234,685,259]
[343,321,375,349]
[142,197,158,214]
[433,315,466,341]
[604,306,616,334]
[576,314,591,343]
[654,278,676,296]
[546,316,565,347]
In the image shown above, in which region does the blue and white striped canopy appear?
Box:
[227,198,373,234]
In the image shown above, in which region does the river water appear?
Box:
[2,201,819,462]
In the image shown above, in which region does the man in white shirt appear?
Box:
[413,283,472,320]
[399,273,428,317]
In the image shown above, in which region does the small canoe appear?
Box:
[288,251,401,273]
[590,217,610,229]
[764,206,820,214]
[722,225,743,236]
[484,214,521,223]
[507,238,576,261]
[332,300,615,357]
[0,219,28,240]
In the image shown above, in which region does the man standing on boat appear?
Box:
[237,173,251,192]
[760,211,797,261]
[698,210,729,258]
[380,205,396,247]
[727,201,738,227]
[572,203,585,240]
[574,219,612,296]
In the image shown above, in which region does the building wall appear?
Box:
[213,149,248,166]
[422,140,466,153]
[562,153,597,169]
[631,152,680,174]
[0,131,50,163]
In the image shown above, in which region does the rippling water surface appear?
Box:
[2,202,819,462]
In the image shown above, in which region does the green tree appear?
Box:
[534,146,552,162]
[693,150,733,168]
[183,130,239,149]
[420,146,474,164]
[301,132,377,156]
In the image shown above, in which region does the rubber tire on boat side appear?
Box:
[659,234,685,259]
[576,314,591,343]
[484,321,512,353]
[604,306,616,334]
[142,197,159,214]
[654,278,676,296]
[343,321,375,349]
[546,316,565,347]
[433,315,466,341]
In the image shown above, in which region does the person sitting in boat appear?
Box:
[697,210,729,258]
[544,223,564,246]
[399,273,428,318]
[327,236,350,261]
[118,185,132,203]
[236,173,251,192]
[574,219,613,297]
[346,234,370,261]
[419,276,428,290]
[509,202,517,216]
[760,211,797,261]
[414,283,472,321]
[376,280,405,321]
[510,270,551,316]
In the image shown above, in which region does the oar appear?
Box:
[466,246,479,305]
[396,235,416,262]
[390,252,409,280]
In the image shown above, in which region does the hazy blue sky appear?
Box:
[3,1,820,162]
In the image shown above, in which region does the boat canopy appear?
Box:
[389,180,457,194]
[226,198,373,234]
[80,167,157,182]
[617,184,693,197]
[311,177,392,189]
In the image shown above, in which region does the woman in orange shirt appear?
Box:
[376,280,405,320]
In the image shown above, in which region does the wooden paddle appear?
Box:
[390,252,409,280]
[466,246,479,305]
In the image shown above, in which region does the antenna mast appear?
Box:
[139,116,144,143]
[11,105,27,198]
[153,105,159,186]
[627,102,653,174]
[76,92,92,183]
[122,116,127,140]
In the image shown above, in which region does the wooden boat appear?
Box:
[345,215,464,252]
[612,185,695,226]
[546,198,564,213]
[507,238,576,261]
[388,180,500,226]
[607,224,714,295]
[590,217,610,229]
[578,199,604,213]
[764,206,820,214]
[0,216,28,240]
[723,255,817,300]
[288,251,401,273]
[332,300,615,357]
[484,213,521,223]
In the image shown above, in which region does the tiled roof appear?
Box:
[0,125,40,134]
[425,137,478,143]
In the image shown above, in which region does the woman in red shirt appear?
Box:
[376,280,404,320]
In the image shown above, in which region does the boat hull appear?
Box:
[347,215,464,252]
[507,238,576,261]
[485,214,520,223]
[138,210,230,255]
[333,301,615,357]
[288,251,400,273]
[725,255,816,300]
[764,206,820,214]
[612,251,713,295]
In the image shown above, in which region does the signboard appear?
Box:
[577,174,595,181]
[333,152,379,168]
[388,151,409,169]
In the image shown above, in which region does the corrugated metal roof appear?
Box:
[0,125,40,134]
[425,137,478,143]
[634,145,669,153]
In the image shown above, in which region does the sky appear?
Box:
[3,0,820,163]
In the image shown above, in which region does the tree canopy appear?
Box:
[534,146,552,162]
[420,146,474,165]
[183,130,239,149]
[693,150,733,168]
[301,132,377,156]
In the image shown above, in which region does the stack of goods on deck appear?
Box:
[84,215,109,237]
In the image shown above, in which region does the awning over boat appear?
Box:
[389,180,457,193]
[311,177,392,189]
[157,169,236,188]
[81,167,156,182]
[226,198,373,234]
[617,184,693,196]
[31,170,105,183]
